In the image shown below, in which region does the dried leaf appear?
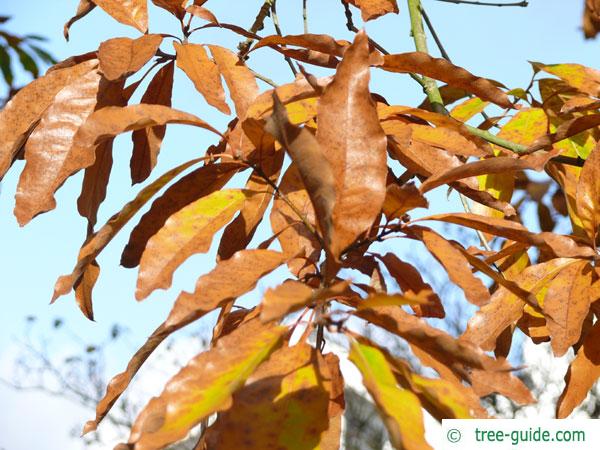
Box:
[174,42,230,115]
[14,68,103,226]
[406,226,490,307]
[126,320,286,450]
[74,104,221,153]
[576,141,600,245]
[166,249,289,328]
[544,261,593,356]
[217,147,283,260]
[186,5,218,23]
[381,52,513,108]
[349,339,432,450]
[419,213,596,259]
[204,344,339,450]
[64,0,96,40]
[317,30,387,258]
[344,0,399,21]
[463,258,577,351]
[383,182,428,220]
[557,320,600,418]
[209,45,259,119]
[53,158,204,303]
[99,35,162,81]
[152,0,186,19]
[0,59,97,180]
[92,0,148,33]
[266,94,335,252]
[78,140,113,229]
[136,189,249,300]
[378,253,444,318]
[130,62,175,184]
[538,63,600,97]
[270,164,322,278]
[122,162,240,268]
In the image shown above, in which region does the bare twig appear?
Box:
[238,0,275,57]
[433,0,528,6]
[303,0,309,33]
[271,0,299,75]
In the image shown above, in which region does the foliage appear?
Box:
[2,0,600,449]
[0,15,56,104]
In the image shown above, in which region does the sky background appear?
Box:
[0,0,597,448]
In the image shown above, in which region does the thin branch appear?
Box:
[433,0,528,6]
[420,7,451,61]
[238,0,275,57]
[271,0,299,75]
[250,68,280,88]
[407,0,445,113]
[303,0,309,34]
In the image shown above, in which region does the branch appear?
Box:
[271,0,298,75]
[407,0,445,113]
[433,0,528,6]
[238,0,275,57]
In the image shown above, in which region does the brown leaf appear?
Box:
[317,30,387,258]
[64,0,96,40]
[0,59,98,181]
[380,52,513,108]
[209,45,259,119]
[344,0,399,21]
[78,140,114,230]
[469,368,534,405]
[544,261,593,356]
[252,33,349,58]
[217,147,283,260]
[246,75,332,120]
[165,249,289,328]
[92,0,148,33]
[122,162,241,268]
[72,104,221,150]
[356,306,505,373]
[576,141,600,245]
[99,35,162,81]
[186,5,218,23]
[420,156,541,194]
[53,158,205,303]
[261,281,349,323]
[152,0,186,19]
[204,343,337,450]
[419,213,596,259]
[462,258,577,351]
[136,190,249,300]
[383,182,428,220]
[557,320,600,418]
[266,94,335,252]
[130,62,175,184]
[378,253,444,318]
[127,320,286,450]
[14,68,103,226]
[270,164,322,278]
[406,226,490,307]
[74,260,100,321]
[174,42,230,115]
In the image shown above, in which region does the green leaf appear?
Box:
[0,45,13,86]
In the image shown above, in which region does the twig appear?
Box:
[303,0,309,34]
[433,0,528,6]
[250,68,279,88]
[420,7,451,61]
[271,0,298,75]
[407,0,445,114]
[238,0,275,57]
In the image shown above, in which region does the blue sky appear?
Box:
[0,0,596,448]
